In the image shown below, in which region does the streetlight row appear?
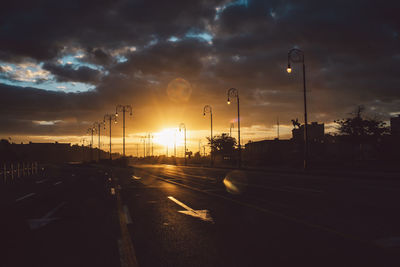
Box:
[202,48,307,169]
[81,48,308,169]
[83,104,132,161]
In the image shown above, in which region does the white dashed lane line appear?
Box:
[15,192,36,202]
[123,205,133,224]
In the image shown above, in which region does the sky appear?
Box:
[1,0,400,155]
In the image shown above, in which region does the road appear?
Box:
[1,163,120,267]
[119,164,400,267]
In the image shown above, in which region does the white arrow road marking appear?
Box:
[28,201,66,230]
[167,196,213,223]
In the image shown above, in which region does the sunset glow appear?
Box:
[154,128,179,148]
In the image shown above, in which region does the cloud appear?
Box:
[42,62,103,84]
[1,0,400,141]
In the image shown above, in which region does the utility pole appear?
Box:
[87,127,96,162]
[277,117,280,140]
[151,134,154,156]
[141,136,146,158]
[287,48,309,169]
[203,105,213,166]
[227,88,241,168]
[198,140,202,156]
[116,105,132,157]
[174,131,177,157]
[104,114,117,160]
[179,123,187,166]
[94,121,104,161]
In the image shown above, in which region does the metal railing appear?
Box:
[0,162,39,184]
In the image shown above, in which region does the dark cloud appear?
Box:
[1,0,400,140]
[42,62,103,84]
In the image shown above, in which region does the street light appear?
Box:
[203,105,213,166]
[179,123,187,166]
[87,126,96,162]
[227,88,241,168]
[116,105,132,157]
[94,121,105,161]
[80,137,87,162]
[140,136,146,158]
[287,48,309,169]
[104,114,117,160]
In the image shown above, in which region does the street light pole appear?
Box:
[179,123,187,166]
[230,122,234,137]
[287,48,309,169]
[87,127,96,162]
[151,134,154,157]
[140,136,146,158]
[227,88,241,168]
[80,138,86,162]
[104,114,117,160]
[174,131,177,158]
[94,121,104,161]
[203,105,213,166]
[116,105,132,157]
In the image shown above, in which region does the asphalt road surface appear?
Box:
[1,163,120,267]
[119,164,400,267]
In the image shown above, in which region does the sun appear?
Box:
[154,128,178,147]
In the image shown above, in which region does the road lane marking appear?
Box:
[132,176,142,180]
[157,176,375,247]
[36,179,48,184]
[163,170,217,181]
[123,205,133,224]
[28,201,66,230]
[54,181,62,186]
[15,193,36,202]
[153,168,323,194]
[116,183,139,267]
[167,196,213,222]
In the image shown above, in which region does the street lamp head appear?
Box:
[227,98,231,105]
[115,112,119,117]
[203,112,206,117]
[287,65,292,74]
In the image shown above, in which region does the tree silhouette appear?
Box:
[334,106,389,143]
[207,133,236,156]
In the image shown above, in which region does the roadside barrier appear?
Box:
[0,162,39,184]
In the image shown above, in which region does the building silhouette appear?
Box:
[292,122,324,143]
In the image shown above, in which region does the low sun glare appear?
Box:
[154,128,183,147]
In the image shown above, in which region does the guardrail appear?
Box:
[0,162,39,184]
